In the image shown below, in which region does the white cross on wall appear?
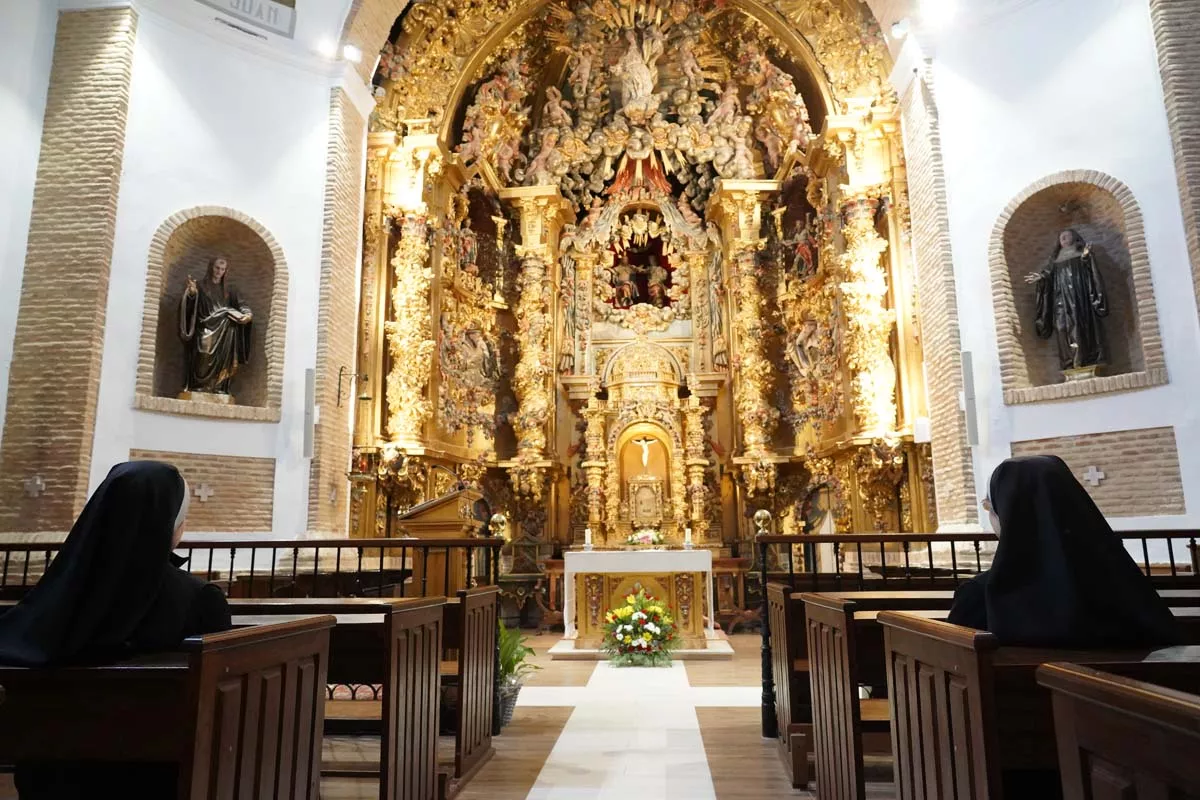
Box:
[23,475,45,498]
[1082,466,1106,487]
[194,483,215,503]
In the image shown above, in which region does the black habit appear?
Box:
[1033,230,1109,371]
[948,455,1181,648]
[0,461,231,799]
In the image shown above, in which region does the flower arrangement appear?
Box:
[625,528,664,547]
[602,588,678,667]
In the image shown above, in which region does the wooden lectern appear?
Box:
[394,488,486,596]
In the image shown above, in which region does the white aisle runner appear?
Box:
[525,662,718,800]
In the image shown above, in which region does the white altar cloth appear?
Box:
[563,549,715,639]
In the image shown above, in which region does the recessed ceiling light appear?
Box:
[891,18,911,39]
[342,44,363,64]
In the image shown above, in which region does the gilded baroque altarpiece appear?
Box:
[348,0,938,561]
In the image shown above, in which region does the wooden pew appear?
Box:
[801,595,1200,799]
[231,597,445,800]
[802,596,949,800]
[1037,662,1200,799]
[879,612,1200,799]
[768,587,958,789]
[440,586,499,796]
[0,615,334,800]
[766,581,811,787]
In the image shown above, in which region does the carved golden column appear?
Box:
[837,189,896,435]
[684,250,712,372]
[382,125,444,447]
[572,249,600,377]
[707,181,780,496]
[825,107,901,438]
[500,186,572,500]
[683,395,710,542]
[582,396,606,534]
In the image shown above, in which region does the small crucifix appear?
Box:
[23,475,45,498]
[194,483,215,503]
[1081,466,1106,487]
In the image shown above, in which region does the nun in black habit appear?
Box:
[0,461,231,799]
[948,455,1181,648]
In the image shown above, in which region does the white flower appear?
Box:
[633,611,647,621]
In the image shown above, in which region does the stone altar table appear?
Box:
[563,549,716,650]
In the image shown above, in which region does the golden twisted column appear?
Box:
[385,212,434,443]
[836,190,896,435]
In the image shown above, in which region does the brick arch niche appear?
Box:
[989,171,1167,405]
[134,208,288,422]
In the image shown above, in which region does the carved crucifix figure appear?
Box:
[632,436,657,471]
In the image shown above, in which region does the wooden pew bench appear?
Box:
[0,615,334,800]
[879,611,1200,799]
[767,585,958,790]
[233,586,498,800]
[798,595,1200,799]
[1037,661,1200,799]
[438,586,499,798]
[231,596,444,800]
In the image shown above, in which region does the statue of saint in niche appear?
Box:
[1025,229,1108,373]
[179,256,253,399]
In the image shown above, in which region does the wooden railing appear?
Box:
[0,537,504,600]
[753,530,1200,740]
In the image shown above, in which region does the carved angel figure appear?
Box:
[543,86,573,128]
[679,39,705,87]
[525,130,560,185]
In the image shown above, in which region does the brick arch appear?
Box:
[989,170,1167,405]
[134,206,289,422]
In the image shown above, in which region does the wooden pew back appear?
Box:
[444,586,499,788]
[384,598,444,800]
[880,612,1200,800]
[0,616,334,800]
[766,582,808,751]
[1037,662,1200,800]
[803,593,869,800]
[230,597,446,800]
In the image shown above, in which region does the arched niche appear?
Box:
[135,207,288,421]
[989,171,1167,404]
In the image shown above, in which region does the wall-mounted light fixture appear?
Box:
[337,366,370,408]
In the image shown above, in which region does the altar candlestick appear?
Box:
[684,526,693,549]
[584,527,593,551]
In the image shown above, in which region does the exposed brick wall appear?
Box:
[129,449,276,532]
[1148,0,1200,325]
[0,9,138,533]
[899,64,977,528]
[990,171,1166,405]
[308,89,366,535]
[1010,427,1185,518]
[134,207,289,422]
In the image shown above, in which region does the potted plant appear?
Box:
[497,620,539,729]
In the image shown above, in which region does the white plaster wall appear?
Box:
[930,0,1200,530]
[92,5,336,536]
[0,0,58,451]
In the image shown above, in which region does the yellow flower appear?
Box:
[624,635,632,643]
[663,615,673,624]
[642,632,652,641]
[626,594,636,605]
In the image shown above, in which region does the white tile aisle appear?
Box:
[525,662,718,799]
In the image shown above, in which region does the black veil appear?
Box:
[0,461,186,666]
[984,455,1180,648]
